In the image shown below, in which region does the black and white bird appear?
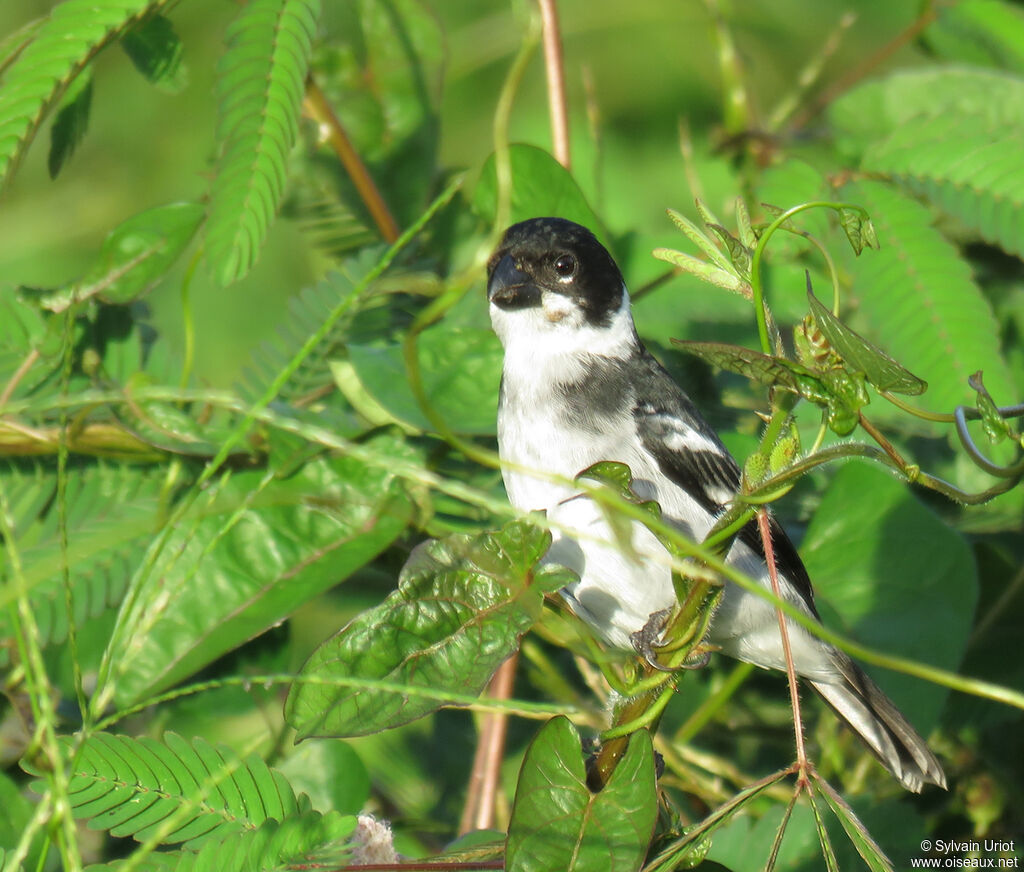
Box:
[486,216,945,792]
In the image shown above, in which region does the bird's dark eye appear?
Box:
[553,253,577,279]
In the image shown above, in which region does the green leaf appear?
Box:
[275,740,370,816]
[235,247,387,409]
[704,802,820,872]
[837,206,878,256]
[47,69,92,179]
[0,463,165,657]
[922,0,1024,74]
[806,287,926,395]
[800,462,977,732]
[174,810,355,872]
[862,114,1024,259]
[286,519,572,739]
[652,247,750,296]
[829,67,1024,157]
[666,206,734,271]
[342,326,503,435]
[672,339,817,393]
[99,442,412,706]
[40,732,298,848]
[505,716,657,872]
[206,0,321,284]
[34,202,204,311]
[475,144,605,237]
[120,13,187,93]
[970,371,1016,444]
[840,180,1018,422]
[812,777,894,872]
[0,769,45,870]
[0,0,175,189]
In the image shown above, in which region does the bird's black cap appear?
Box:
[487,217,625,327]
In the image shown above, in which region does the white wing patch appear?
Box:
[662,425,722,456]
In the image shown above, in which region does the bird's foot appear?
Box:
[632,610,714,672]
[630,608,673,671]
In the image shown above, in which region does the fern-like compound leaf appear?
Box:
[0,0,174,190]
[48,732,298,849]
[205,0,322,285]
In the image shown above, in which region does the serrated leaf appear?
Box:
[652,247,750,296]
[99,442,412,706]
[34,732,299,848]
[121,13,186,93]
[505,716,657,872]
[286,519,572,739]
[0,0,176,190]
[206,0,321,284]
[666,206,733,271]
[342,326,503,435]
[806,287,926,395]
[47,69,92,179]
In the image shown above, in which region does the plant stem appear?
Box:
[537,0,570,169]
[459,653,518,833]
[303,76,399,243]
[757,508,809,784]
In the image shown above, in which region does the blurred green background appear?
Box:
[0,0,923,385]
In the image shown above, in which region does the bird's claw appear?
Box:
[630,608,673,671]
[631,609,713,672]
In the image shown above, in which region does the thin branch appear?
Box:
[787,3,938,131]
[303,77,400,243]
[0,348,40,409]
[757,508,810,785]
[459,654,518,834]
[537,0,570,168]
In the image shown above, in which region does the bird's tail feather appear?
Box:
[810,660,946,793]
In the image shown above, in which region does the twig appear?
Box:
[0,348,40,408]
[303,77,400,243]
[757,507,810,786]
[537,0,571,168]
[459,653,518,834]
[787,3,938,131]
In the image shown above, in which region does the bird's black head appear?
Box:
[486,217,626,328]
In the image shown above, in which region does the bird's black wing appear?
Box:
[632,351,818,612]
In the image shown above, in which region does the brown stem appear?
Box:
[303,77,400,243]
[857,411,909,470]
[757,507,809,785]
[459,654,518,834]
[537,0,571,169]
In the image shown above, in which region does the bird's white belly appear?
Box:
[498,399,836,679]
